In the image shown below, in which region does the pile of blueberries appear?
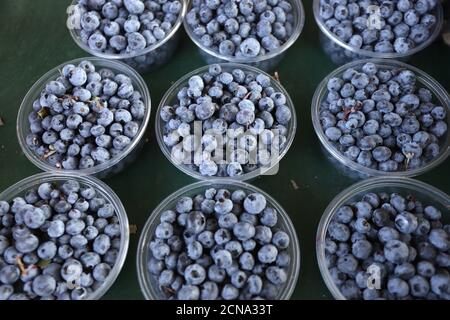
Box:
[160,64,292,177]
[0,180,122,300]
[148,187,291,300]
[325,191,450,300]
[26,60,146,170]
[318,0,439,54]
[185,0,296,58]
[319,62,447,172]
[74,0,183,55]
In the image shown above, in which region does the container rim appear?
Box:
[316,176,450,300]
[67,0,188,60]
[311,58,450,178]
[183,0,305,64]
[17,57,151,176]
[136,179,301,300]
[312,0,444,59]
[155,62,297,181]
[0,172,130,300]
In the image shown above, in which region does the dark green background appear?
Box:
[0,0,449,300]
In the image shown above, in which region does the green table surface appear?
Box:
[0,0,449,300]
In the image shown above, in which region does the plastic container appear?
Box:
[313,0,444,65]
[183,0,305,71]
[311,59,450,179]
[0,172,130,300]
[156,63,297,181]
[316,177,450,300]
[67,0,187,73]
[137,179,301,300]
[17,57,151,179]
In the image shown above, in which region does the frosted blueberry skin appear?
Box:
[325,191,450,300]
[147,188,292,300]
[318,0,440,55]
[159,64,293,178]
[319,62,448,173]
[0,180,121,300]
[185,0,296,58]
[25,60,146,171]
[72,0,183,55]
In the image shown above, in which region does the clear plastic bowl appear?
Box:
[183,0,305,71]
[311,59,450,179]
[17,57,151,179]
[156,62,297,181]
[316,177,450,300]
[67,0,187,73]
[136,179,301,300]
[0,172,130,300]
[313,0,444,65]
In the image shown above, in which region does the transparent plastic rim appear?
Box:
[316,177,450,300]
[183,0,305,63]
[68,0,187,60]
[17,57,152,176]
[155,62,297,181]
[312,0,444,59]
[0,172,130,300]
[311,58,450,178]
[136,179,301,300]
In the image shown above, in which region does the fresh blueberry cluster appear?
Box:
[319,62,447,172]
[160,64,292,177]
[0,180,121,300]
[325,191,450,300]
[74,0,183,55]
[185,0,296,58]
[26,60,146,170]
[148,188,291,300]
[319,0,439,54]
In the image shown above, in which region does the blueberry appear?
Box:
[424,206,442,220]
[93,234,111,255]
[15,234,39,254]
[384,240,410,264]
[92,263,111,282]
[200,281,219,300]
[352,240,372,260]
[339,280,361,299]
[69,68,87,87]
[212,249,233,269]
[233,222,255,241]
[22,207,46,229]
[428,229,450,251]
[387,278,409,298]
[336,254,358,274]
[0,265,20,285]
[243,193,267,214]
[409,275,430,298]
[239,38,261,57]
[395,212,418,234]
[184,264,206,286]
[265,266,287,286]
[430,273,450,296]
[272,231,290,249]
[328,222,351,242]
[37,241,57,260]
[176,197,193,214]
[258,244,278,264]
[177,285,200,300]
[155,222,173,240]
[32,275,56,297]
